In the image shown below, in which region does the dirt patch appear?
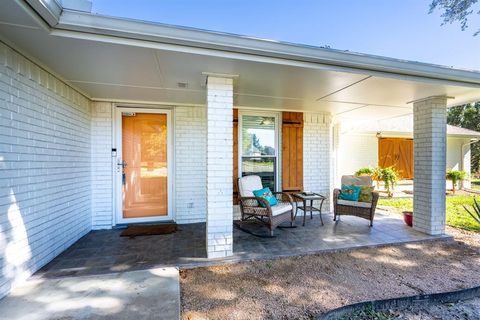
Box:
[180,231,480,320]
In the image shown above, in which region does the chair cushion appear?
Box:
[338,184,362,201]
[358,186,374,203]
[271,202,293,216]
[253,187,278,207]
[337,199,372,208]
[238,175,263,197]
[341,175,373,187]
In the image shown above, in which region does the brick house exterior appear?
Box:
[1,0,480,300]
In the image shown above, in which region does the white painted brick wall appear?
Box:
[206,77,233,258]
[413,97,447,235]
[0,42,92,299]
[175,106,207,223]
[91,102,113,229]
[303,113,332,212]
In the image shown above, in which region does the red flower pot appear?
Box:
[403,211,413,227]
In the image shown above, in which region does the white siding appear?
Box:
[0,42,92,299]
[337,131,472,189]
[446,137,472,189]
[338,133,378,178]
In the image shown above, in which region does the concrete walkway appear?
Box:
[0,267,180,320]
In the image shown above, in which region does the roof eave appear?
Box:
[21,1,480,87]
[52,10,480,86]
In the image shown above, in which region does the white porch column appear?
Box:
[413,96,448,235]
[206,76,234,258]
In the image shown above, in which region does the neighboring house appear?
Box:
[1,0,480,300]
[338,115,480,189]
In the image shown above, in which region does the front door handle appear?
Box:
[118,160,127,185]
[118,160,127,168]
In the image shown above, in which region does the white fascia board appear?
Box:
[52,10,480,86]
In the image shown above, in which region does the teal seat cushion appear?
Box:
[253,187,278,207]
[338,184,362,201]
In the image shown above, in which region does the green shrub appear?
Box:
[355,167,375,176]
[355,166,400,197]
[446,170,467,193]
[380,167,400,197]
[463,197,480,226]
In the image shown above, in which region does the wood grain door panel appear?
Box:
[122,113,168,218]
[282,112,303,192]
[378,138,413,180]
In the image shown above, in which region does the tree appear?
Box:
[429,0,480,35]
[447,102,480,173]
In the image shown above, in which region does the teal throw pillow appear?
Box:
[253,187,278,207]
[338,184,362,201]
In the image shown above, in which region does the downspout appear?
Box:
[461,138,479,189]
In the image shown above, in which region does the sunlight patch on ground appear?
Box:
[45,296,124,314]
[3,189,32,290]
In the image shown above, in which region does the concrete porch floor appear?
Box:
[35,212,448,279]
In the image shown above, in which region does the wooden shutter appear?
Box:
[233,109,239,204]
[282,112,304,192]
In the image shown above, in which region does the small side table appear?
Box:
[293,193,326,226]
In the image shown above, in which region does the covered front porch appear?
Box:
[36,212,446,279]
[2,0,480,300]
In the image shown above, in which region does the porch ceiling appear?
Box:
[1,1,480,121]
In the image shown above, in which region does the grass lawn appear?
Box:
[471,178,480,190]
[378,196,480,232]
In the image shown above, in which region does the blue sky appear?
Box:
[91,0,480,71]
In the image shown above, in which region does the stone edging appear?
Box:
[316,286,480,320]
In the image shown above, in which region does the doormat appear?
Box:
[120,223,177,237]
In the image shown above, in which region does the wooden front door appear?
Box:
[122,112,169,219]
[378,138,413,179]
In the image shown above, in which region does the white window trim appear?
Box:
[238,110,281,191]
[113,106,175,225]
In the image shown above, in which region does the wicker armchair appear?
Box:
[238,175,294,236]
[333,175,379,226]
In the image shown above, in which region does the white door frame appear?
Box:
[114,107,174,224]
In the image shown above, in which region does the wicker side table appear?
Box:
[293,193,326,226]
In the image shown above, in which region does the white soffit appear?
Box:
[0,0,479,116]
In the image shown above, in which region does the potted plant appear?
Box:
[355,166,382,189]
[403,211,413,227]
[381,166,400,198]
[446,169,467,194]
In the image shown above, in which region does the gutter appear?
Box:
[23,0,62,26]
